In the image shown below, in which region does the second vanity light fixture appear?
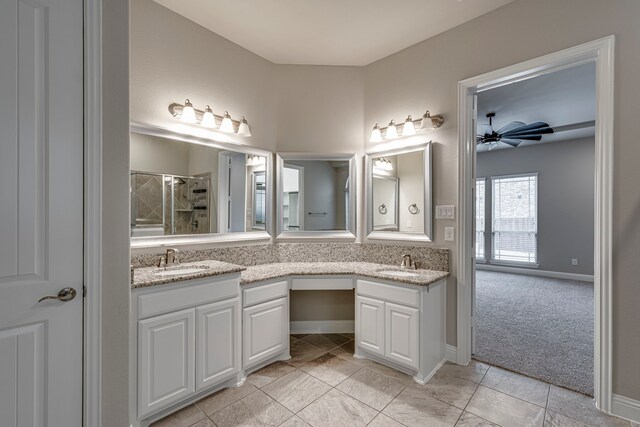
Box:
[370,110,444,142]
[169,99,252,137]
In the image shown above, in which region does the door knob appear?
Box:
[38,287,77,303]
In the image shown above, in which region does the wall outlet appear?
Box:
[572,258,578,266]
[406,219,412,228]
[436,205,455,220]
[444,226,455,241]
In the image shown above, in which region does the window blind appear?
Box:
[476,178,486,260]
[491,174,537,264]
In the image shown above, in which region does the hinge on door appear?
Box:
[83,286,87,298]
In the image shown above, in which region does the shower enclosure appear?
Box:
[130,172,212,237]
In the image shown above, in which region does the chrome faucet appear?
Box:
[156,248,179,268]
[401,254,417,270]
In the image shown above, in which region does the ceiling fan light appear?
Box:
[403,115,416,136]
[386,120,398,139]
[200,105,216,128]
[370,123,383,142]
[219,111,234,133]
[181,99,197,123]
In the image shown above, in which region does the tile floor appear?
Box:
[151,334,637,427]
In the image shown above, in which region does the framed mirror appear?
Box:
[276,153,357,240]
[130,122,273,247]
[365,142,433,242]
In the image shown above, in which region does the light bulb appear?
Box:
[237,116,251,137]
[403,115,416,136]
[219,111,234,133]
[386,120,398,139]
[181,99,197,123]
[370,123,383,143]
[201,105,216,128]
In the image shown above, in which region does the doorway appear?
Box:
[457,36,614,411]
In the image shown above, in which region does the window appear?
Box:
[475,178,486,260]
[491,174,537,265]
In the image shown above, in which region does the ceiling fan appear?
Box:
[477,112,554,149]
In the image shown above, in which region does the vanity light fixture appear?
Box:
[385,120,398,139]
[219,111,235,133]
[200,105,217,128]
[247,155,265,166]
[168,101,252,137]
[374,157,393,171]
[369,109,444,142]
[180,99,197,123]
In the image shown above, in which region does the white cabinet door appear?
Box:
[196,299,240,391]
[138,309,195,418]
[243,297,288,368]
[385,302,419,370]
[356,295,385,356]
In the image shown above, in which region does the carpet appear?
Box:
[473,270,594,395]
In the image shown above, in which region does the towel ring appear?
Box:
[378,204,387,214]
[408,204,420,215]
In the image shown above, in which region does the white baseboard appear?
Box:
[445,344,457,362]
[612,394,640,423]
[290,320,355,334]
[476,264,594,282]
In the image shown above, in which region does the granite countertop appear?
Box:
[132,260,449,289]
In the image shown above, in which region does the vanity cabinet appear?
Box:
[131,275,242,424]
[355,278,445,383]
[242,280,289,370]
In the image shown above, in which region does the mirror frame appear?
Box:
[129,122,273,249]
[365,141,433,242]
[276,153,357,241]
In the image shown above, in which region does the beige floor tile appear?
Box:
[368,413,405,427]
[261,370,331,413]
[336,368,405,410]
[547,386,631,427]
[196,383,258,416]
[544,410,590,426]
[338,333,355,339]
[299,353,361,386]
[382,386,463,427]
[365,361,416,386]
[330,340,355,359]
[291,334,310,340]
[301,334,352,352]
[481,366,550,407]
[288,339,327,367]
[150,404,207,427]
[279,415,312,427]
[298,389,378,427]
[437,360,490,384]
[409,371,478,409]
[455,412,499,426]
[466,386,545,427]
[247,361,297,388]
[210,389,293,427]
[188,418,215,427]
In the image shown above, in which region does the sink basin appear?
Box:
[377,270,419,278]
[154,265,209,276]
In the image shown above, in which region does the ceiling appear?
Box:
[477,62,596,153]
[153,0,513,66]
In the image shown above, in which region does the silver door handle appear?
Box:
[38,287,77,303]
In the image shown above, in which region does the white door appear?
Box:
[243,297,288,368]
[196,299,240,390]
[385,302,419,370]
[138,309,196,418]
[355,296,385,356]
[0,0,83,425]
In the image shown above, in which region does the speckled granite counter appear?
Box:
[132,260,245,289]
[132,260,449,289]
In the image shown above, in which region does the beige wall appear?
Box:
[363,0,640,399]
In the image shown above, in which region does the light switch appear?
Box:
[444,227,455,241]
[436,205,455,219]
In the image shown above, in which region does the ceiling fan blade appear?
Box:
[504,127,554,137]
[496,121,526,134]
[499,138,522,147]
[503,134,543,141]
[505,121,551,135]
[553,120,595,132]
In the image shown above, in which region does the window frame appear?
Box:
[475,177,487,263]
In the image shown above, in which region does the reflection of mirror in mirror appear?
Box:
[282,160,349,231]
[129,132,267,237]
[372,151,424,233]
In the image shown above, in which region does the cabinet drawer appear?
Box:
[291,277,353,290]
[243,280,289,307]
[137,277,240,319]
[356,280,420,308]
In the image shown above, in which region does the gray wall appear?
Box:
[477,138,595,275]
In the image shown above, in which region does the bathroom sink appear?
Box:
[377,270,419,278]
[154,265,209,276]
